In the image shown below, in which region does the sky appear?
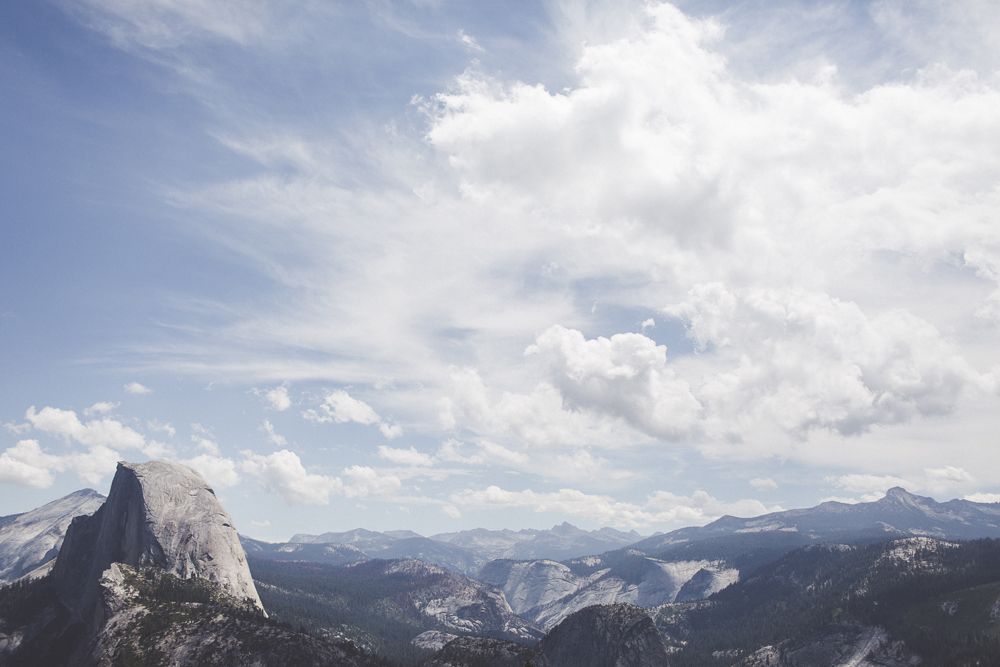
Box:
[2,0,1000,542]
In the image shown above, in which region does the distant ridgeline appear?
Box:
[4,481,1000,666]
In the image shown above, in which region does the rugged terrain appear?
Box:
[0,461,392,667]
[479,553,737,630]
[424,603,670,667]
[632,487,1000,558]
[0,490,105,585]
[249,556,543,663]
[653,537,1000,666]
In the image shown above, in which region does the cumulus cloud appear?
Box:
[0,440,62,488]
[124,382,152,394]
[51,0,1000,504]
[0,438,121,488]
[259,420,287,446]
[25,406,150,454]
[750,477,778,491]
[526,325,702,440]
[966,493,1000,504]
[378,445,434,467]
[240,450,402,505]
[665,285,983,441]
[241,449,343,505]
[83,401,119,416]
[437,439,529,466]
[303,390,402,439]
[182,453,240,489]
[450,484,778,528]
[262,384,291,411]
[147,420,176,437]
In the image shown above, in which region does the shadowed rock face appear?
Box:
[53,460,263,620]
[539,603,670,667]
[425,603,670,667]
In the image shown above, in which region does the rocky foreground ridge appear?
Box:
[0,460,390,667]
[0,489,105,585]
[424,603,670,667]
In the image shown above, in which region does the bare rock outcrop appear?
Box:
[425,603,670,667]
[538,603,670,667]
[0,489,105,584]
[53,460,262,621]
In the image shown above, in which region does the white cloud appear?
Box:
[450,484,778,528]
[124,382,152,394]
[832,473,912,494]
[147,420,176,437]
[241,449,343,506]
[303,390,402,439]
[526,325,702,440]
[83,401,119,416]
[192,436,221,457]
[182,453,240,489]
[3,421,31,435]
[665,285,983,441]
[64,0,272,50]
[750,477,778,491]
[441,504,461,519]
[0,440,61,488]
[249,519,271,528]
[308,390,380,425]
[259,420,288,446]
[342,465,402,499]
[378,445,434,467]
[965,493,1000,504]
[436,438,529,467]
[379,422,403,439]
[48,0,1000,505]
[26,406,146,451]
[263,384,291,411]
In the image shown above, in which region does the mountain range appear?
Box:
[5,476,1000,666]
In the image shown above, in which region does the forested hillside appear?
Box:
[658,537,1000,667]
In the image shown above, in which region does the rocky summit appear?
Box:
[53,460,263,621]
[0,489,105,585]
[425,603,670,667]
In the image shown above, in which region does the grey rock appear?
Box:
[538,603,670,667]
[411,630,460,651]
[424,636,538,667]
[0,489,105,584]
[343,558,544,642]
[480,554,737,630]
[53,460,263,620]
[736,624,920,667]
[425,603,670,667]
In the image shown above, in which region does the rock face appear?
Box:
[342,558,544,642]
[0,489,105,584]
[736,624,918,667]
[424,603,670,667]
[479,555,738,630]
[54,460,263,620]
[538,604,671,667]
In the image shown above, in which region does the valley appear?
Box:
[3,464,1000,666]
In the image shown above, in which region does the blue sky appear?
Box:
[2,0,1000,541]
